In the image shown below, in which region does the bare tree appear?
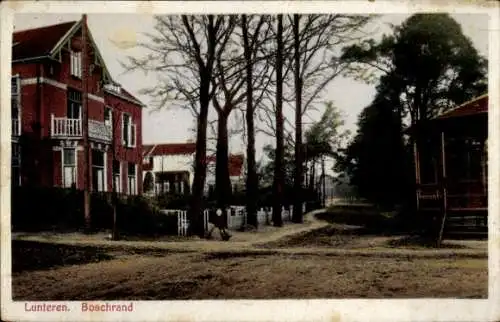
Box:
[207,15,274,227]
[123,15,234,237]
[288,14,372,222]
[272,14,285,227]
[242,14,263,228]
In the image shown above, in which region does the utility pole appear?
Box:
[82,14,91,232]
[321,157,326,208]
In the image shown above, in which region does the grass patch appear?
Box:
[203,250,278,260]
[12,240,114,273]
[386,236,467,249]
[320,205,411,235]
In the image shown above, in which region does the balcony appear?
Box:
[51,114,112,142]
[51,115,82,137]
[12,119,20,136]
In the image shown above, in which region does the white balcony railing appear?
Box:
[50,114,112,142]
[12,119,20,136]
[89,119,112,142]
[51,114,82,137]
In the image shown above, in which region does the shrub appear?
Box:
[11,187,180,236]
[155,192,191,210]
[11,186,84,231]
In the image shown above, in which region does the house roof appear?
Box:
[143,142,245,177]
[13,21,77,61]
[436,94,488,120]
[207,154,245,177]
[143,143,197,157]
[12,17,144,107]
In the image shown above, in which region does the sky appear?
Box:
[13,13,489,164]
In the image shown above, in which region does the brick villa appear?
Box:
[10,15,144,194]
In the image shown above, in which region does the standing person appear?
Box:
[216,208,231,241]
[205,208,231,241]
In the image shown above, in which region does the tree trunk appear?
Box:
[292,14,304,223]
[215,112,232,214]
[242,14,258,228]
[187,15,218,238]
[188,68,211,237]
[272,14,284,227]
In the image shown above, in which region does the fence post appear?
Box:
[177,211,180,236]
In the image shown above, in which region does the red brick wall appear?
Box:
[18,83,37,136]
[12,63,39,78]
[53,149,62,187]
[42,84,66,137]
[105,92,143,194]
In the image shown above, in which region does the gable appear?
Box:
[12,18,113,84]
[13,21,77,61]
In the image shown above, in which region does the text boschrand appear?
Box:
[24,302,134,312]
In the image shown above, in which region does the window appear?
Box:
[70,50,82,78]
[62,149,76,188]
[127,163,137,195]
[11,143,21,187]
[104,107,112,127]
[92,150,106,192]
[122,113,136,148]
[11,76,20,136]
[67,89,82,119]
[112,160,121,193]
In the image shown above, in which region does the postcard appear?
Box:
[1,1,499,321]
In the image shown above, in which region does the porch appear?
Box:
[415,108,487,238]
[144,171,190,195]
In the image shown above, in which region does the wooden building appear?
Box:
[414,94,488,240]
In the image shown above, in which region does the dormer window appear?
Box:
[70,50,82,78]
[104,83,121,94]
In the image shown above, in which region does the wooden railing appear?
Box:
[12,119,20,136]
[51,114,82,137]
[50,115,111,142]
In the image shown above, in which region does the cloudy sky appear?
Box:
[13,12,489,162]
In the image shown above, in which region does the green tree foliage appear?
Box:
[336,83,412,209]
[304,102,349,162]
[342,13,487,126]
[337,14,487,210]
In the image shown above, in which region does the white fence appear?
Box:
[162,203,307,236]
[160,209,209,236]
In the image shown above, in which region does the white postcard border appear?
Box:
[1,1,499,322]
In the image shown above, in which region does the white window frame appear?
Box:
[104,106,113,127]
[70,50,82,78]
[127,163,137,195]
[112,160,122,193]
[62,148,77,188]
[122,113,136,148]
[91,149,107,192]
[11,75,21,136]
